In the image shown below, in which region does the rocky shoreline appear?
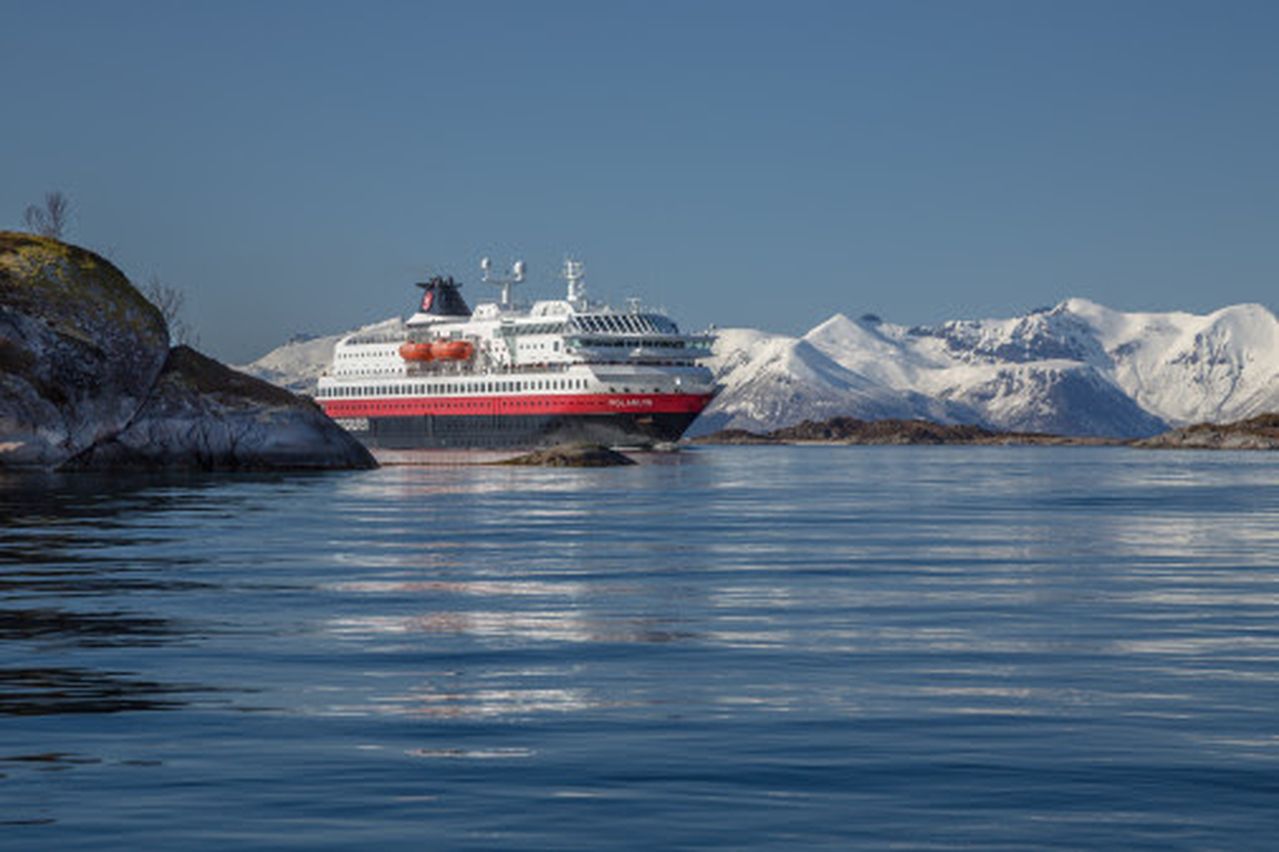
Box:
[692,414,1279,450]
[1131,414,1279,450]
[0,232,375,471]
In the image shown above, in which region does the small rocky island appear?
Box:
[501,443,636,467]
[0,232,375,471]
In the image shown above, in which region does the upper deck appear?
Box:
[324,258,714,382]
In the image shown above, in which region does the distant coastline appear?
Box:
[691,414,1279,450]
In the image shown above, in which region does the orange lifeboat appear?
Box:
[430,340,475,361]
[398,341,434,362]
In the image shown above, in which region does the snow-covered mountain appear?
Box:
[1061,299,1279,425]
[696,299,1279,437]
[697,327,977,435]
[238,300,1279,439]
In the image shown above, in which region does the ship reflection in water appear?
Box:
[5,449,1279,848]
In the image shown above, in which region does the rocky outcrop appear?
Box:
[0,232,375,471]
[1132,413,1279,450]
[62,347,375,470]
[0,231,169,467]
[500,443,636,467]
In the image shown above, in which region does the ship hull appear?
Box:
[323,391,713,450]
[335,410,702,450]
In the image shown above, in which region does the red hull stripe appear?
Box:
[321,392,713,419]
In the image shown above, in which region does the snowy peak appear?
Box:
[708,299,1279,438]
[911,306,1112,369]
[694,326,975,436]
[801,313,933,388]
[1055,300,1279,425]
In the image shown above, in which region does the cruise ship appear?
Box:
[317,259,717,449]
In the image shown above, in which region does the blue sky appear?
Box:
[4,0,1277,362]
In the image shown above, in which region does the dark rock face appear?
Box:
[0,232,169,467]
[0,232,375,471]
[63,347,375,470]
[500,443,636,467]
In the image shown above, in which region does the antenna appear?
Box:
[563,257,586,306]
[481,258,525,307]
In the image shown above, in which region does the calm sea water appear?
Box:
[4,446,1279,849]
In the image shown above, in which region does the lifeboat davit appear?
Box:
[398,341,434,362]
[431,340,474,361]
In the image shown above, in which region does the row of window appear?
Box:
[505,323,567,336]
[576,338,686,349]
[319,377,589,399]
[344,334,402,346]
[336,347,397,360]
[571,313,678,335]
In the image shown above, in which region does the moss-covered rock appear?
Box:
[0,231,168,467]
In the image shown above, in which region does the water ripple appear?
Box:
[4,448,1279,848]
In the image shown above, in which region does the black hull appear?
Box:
[345,412,701,450]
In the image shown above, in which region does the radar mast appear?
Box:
[563,258,586,308]
[480,257,525,308]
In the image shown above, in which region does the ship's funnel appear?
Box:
[415,275,471,317]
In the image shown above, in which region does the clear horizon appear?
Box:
[4,0,1277,363]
